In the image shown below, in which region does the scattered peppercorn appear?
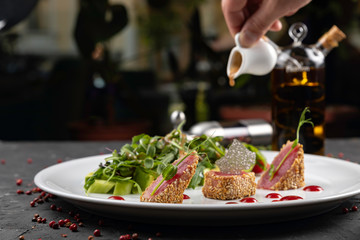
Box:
[61,234,67,238]
[156,232,162,237]
[58,219,65,227]
[41,218,47,223]
[16,179,23,186]
[352,205,358,211]
[343,207,349,214]
[93,229,101,237]
[17,190,24,194]
[69,223,77,232]
[50,204,57,210]
[19,235,25,240]
[119,235,131,240]
[57,207,62,212]
[88,236,94,240]
[52,223,59,229]
[132,233,139,239]
[30,201,36,207]
[78,222,84,227]
[32,187,41,193]
[49,221,56,228]
[25,190,32,195]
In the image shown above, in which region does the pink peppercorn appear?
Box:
[16,179,23,186]
[93,229,101,237]
[69,223,77,232]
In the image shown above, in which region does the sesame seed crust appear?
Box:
[270,143,305,190]
[202,171,256,200]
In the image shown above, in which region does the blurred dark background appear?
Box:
[0,0,359,141]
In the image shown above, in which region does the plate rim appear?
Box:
[34,151,360,211]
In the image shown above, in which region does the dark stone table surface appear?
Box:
[1,139,360,240]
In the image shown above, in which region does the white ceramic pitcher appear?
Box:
[227,33,278,83]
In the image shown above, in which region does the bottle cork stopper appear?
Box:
[318,25,346,49]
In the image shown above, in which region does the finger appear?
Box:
[239,2,279,47]
[221,0,248,36]
[269,20,282,32]
[239,0,311,47]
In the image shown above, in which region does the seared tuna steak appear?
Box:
[140,153,198,203]
[257,141,305,190]
[202,170,256,200]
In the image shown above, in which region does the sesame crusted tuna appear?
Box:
[257,141,305,190]
[140,153,199,203]
[202,170,256,200]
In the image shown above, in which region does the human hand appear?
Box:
[222,0,311,47]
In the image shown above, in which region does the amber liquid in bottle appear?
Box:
[271,67,325,155]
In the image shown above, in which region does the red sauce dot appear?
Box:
[27,158,33,164]
[226,202,238,204]
[57,159,63,163]
[108,196,125,200]
[183,194,190,200]
[303,185,323,192]
[265,193,282,199]
[240,197,257,203]
[279,195,303,201]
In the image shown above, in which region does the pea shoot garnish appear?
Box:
[151,136,212,196]
[269,107,314,180]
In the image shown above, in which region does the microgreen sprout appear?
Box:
[269,107,314,180]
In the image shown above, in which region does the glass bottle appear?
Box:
[271,23,346,155]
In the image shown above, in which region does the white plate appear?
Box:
[34,151,360,225]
